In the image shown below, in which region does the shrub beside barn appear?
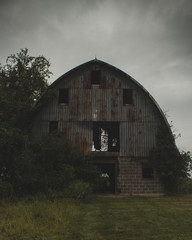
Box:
[32,59,169,195]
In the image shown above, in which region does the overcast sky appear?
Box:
[0,0,192,152]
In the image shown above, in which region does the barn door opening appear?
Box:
[96,163,116,193]
[92,122,120,152]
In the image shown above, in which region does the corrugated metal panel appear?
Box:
[36,87,161,124]
[120,121,160,157]
[60,121,92,153]
[32,60,167,157]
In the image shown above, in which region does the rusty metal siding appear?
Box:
[135,89,159,123]
[120,121,160,157]
[32,60,166,158]
[38,101,58,121]
[60,121,92,153]
[91,88,122,122]
[52,69,161,124]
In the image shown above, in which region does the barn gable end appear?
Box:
[32,59,167,195]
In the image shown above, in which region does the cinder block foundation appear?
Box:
[117,157,164,195]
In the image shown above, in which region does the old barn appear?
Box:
[32,59,168,195]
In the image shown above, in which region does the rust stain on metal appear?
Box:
[127,109,136,122]
[102,75,107,88]
[61,125,71,138]
[126,108,142,123]
[111,88,119,121]
[82,90,91,119]
[83,72,91,89]
[98,90,106,121]
[69,92,80,121]
[74,133,89,153]
[129,135,134,156]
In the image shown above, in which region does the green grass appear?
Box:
[1,195,192,240]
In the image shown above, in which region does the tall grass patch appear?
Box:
[1,195,192,239]
[0,197,79,240]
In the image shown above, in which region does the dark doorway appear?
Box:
[96,163,116,193]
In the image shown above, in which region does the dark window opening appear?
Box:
[92,122,119,152]
[142,165,154,179]
[49,121,58,133]
[123,89,133,104]
[96,163,116,193]
[59,88,69,104]
[91,70,101,85]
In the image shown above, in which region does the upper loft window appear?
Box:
[123,89,133,104]
[91,70,101,85]
[59,88,69,104]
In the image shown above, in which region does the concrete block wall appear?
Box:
[117,157,164,195]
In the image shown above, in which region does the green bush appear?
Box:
[0,131,100,197]
[149,126,192,193]
[66,180,93,200]
[178,177,192,194]
[0,179,13,198]
[30,133,100,194]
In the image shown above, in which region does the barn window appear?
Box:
[59,88,69,104]
[49,121,58,133]
[91,70,101,85]
[92,122,119,152]
[123,89,133,104]
[142,164,154,179]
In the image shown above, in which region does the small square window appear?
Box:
[123,89,133,104]
[91,70,101,85]
[142,165,154,179]
[59,88,69,104]
[49,121,58,133]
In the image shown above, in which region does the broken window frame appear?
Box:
[91,70,101,85]
[123,89,133,105]
[92,122,120,152]
[59,88,69,104]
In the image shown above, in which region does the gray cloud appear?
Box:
[0,0,191,152]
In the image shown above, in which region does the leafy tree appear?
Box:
[0,49,52,194]
[149,125,192,193]
[0,48,51,130]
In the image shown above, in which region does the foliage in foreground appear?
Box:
[0,48,51,131]
[0,48,50,195]
[1,195,192,240]
[149,125,192,193]
[0,132,100,197]
[30,133,100,195]
[0,49,100,198]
